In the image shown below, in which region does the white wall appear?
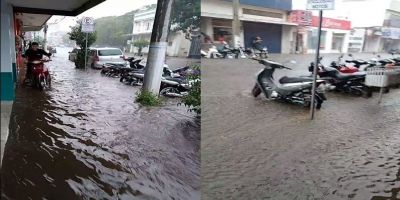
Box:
[281,26,296,53]
[306,28,350,53]
[1,2,13,73]
[364,36,381,52]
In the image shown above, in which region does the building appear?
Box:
[201,0,297,53]
[299,0,400,52]
[129,5,191,57]
[348,28,366,53]
[289,10,352,54]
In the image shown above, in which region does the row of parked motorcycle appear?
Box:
[201,43,268,59]
[99,57,200,98]
[251,53,400,109]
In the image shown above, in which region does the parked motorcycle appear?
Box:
[330,54,359,73]
[252,47,269,58]
[159,76,194,98]
[308,61,373,97]
[252,59,327,109]
[29,59,52,90]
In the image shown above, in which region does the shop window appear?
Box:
[307,30,326,50]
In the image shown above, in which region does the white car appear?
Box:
[88,47,129,69]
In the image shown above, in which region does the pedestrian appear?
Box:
[251,35,263,57]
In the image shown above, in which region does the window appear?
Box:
[307,30,327,50]
[98,49,122,56]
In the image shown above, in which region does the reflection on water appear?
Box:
[1,48,200,200]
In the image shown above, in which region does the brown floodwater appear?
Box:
[202,56,399,200]
[1,48,200,200]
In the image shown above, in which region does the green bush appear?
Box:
[181,65,201,115]
[135,90,161,106]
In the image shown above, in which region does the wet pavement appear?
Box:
[202,54,400,200]
[1,47,200,200]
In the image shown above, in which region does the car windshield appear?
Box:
[98,49,122,56]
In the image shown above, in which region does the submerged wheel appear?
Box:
[362,87,373,98]
[38,77,45,90]
[251,84,262,97]
[160,87,180,97]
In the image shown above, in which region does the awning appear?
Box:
[201,12,298,26]
[241,17,298,26]
[9,0,105,31]
[14,13,52,32]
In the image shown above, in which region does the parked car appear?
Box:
[68,48,80,62]
[88,47,129,69]
[389,49,400,54]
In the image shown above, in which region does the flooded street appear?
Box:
[1,48,200,200]
[202,55,400,200]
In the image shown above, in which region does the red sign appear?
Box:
[289,10,313,26]
[311,16,351,30]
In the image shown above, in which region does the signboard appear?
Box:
[307,0,335,10]
[81,17,95,33]
[289,10,312,26]
[382,27,400,39]
[311,16,351,30]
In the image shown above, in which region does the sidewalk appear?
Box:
[1,101,13,167]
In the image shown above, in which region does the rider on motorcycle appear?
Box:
[23,42,51,81]
[251,36,264,57]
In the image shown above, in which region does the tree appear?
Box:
[133,40,150,55]
[68,19,97,68]
[170,0,200,33]
[170,0,200,57]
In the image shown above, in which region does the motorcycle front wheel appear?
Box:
[160,87,181,97]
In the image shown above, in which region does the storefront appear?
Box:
[290,10,352,54]
[201,0,297,53]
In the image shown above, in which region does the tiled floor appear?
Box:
[1,101,13,167]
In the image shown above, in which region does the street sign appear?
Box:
[307,0,335,10]
[82,17,95,33]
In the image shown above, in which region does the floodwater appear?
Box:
[202,55,400,200]
[1,48,200,200]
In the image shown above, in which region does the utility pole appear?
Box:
[43,23,48,51]
[232,0,241,48]
[142,0,174,94]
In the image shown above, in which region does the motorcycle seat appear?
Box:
[345,59,368,65]
[335,71,366,80]
[279,76,313,84]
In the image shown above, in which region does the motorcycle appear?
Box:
[308,61,373,97]
[330,55,359,73]
[29,59,52,90]
[159,76,195,98]
[252,47,268,58]
[252,59,327,109]
[345,54,377,71]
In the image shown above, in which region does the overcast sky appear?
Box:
[47,0,156,33]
